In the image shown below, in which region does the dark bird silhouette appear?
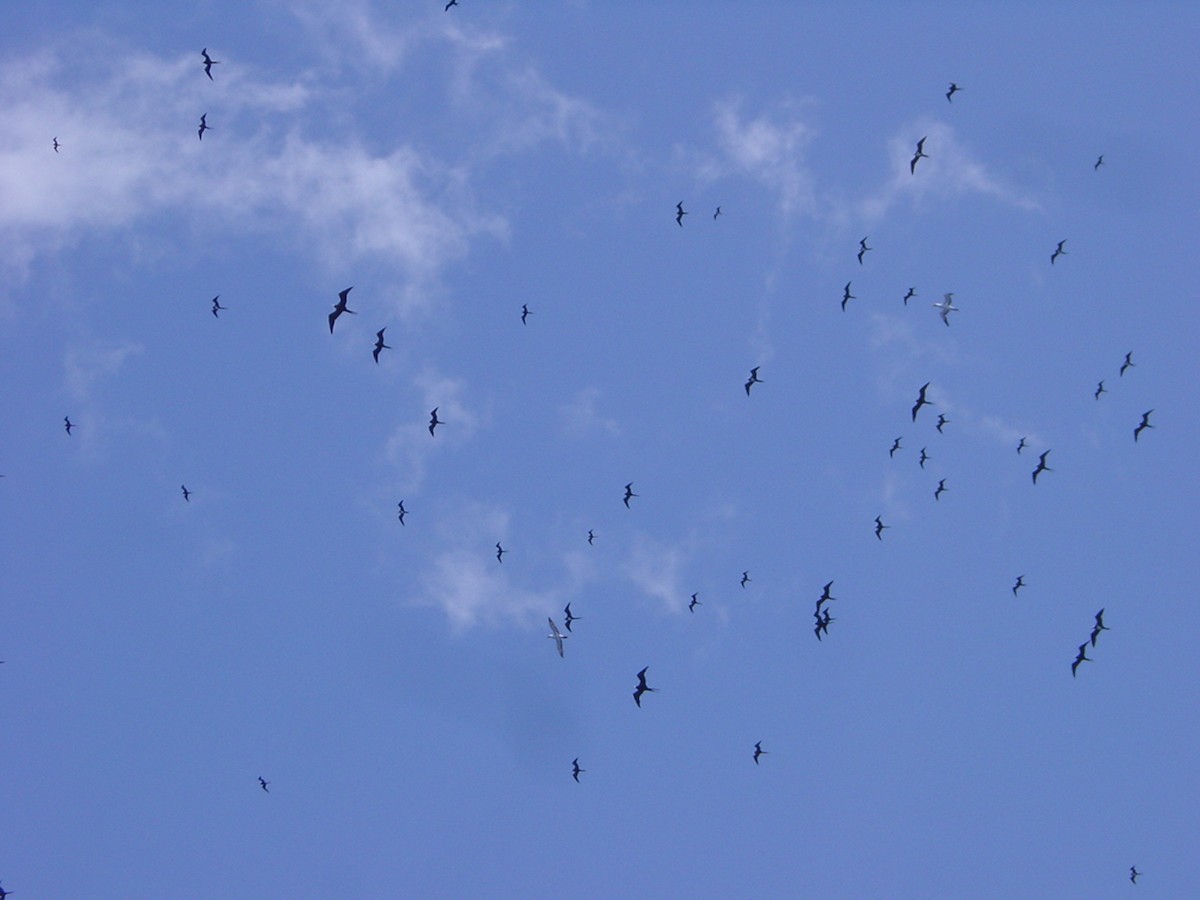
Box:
[181,485,191,502]
[563,602,580,633]
[753,741,768,765]
[372,328,390,363]
[397,500,407,525]
[329,287,355,333]
[572,758,584,783]
[934,478,947,501]
[675,201,687,227]
[1119,352,1135,376]
[633,666,657,707]
[946,82,961,102]
[198,113,210,140]
[910,137,928,174]
[258,776,270,793]
[495,542,507,563]
[53,136,60,153]
[936,413,949,433]
[1095,155,1105,171]
[1071,642,1091,677]
[911,382,931,422]
[889,436,902,458]
[841,281,855,311]
[0,882,12,899]
[1130,866,1139,884]
[1094,380,1107,400]
[857,236,872,265]
[874,515,889,540]
[445,0,458,9]
[815,608,834,640]
[740,571,751,588]
[64,416,74,435]
[201,48,220,80]
[428,407,442,436]
[1032,450,1052,485]
[211,295,226,318]
[1090,608,1110,647]
[689,593,700,613]
[903,287,917,306]
[587,529,595,546]
[1050,240,1067,265]
[1012,575,1025,597]
[521,304,531,325]
[1016,437,1027,454]
[713,206,722,219]
[1134,409,1154,442]
[817,580,835,610]
[919,447,929,469]
[745,366,763,396]
[623,482,637,508]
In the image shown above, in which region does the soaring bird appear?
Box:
[753,741,768,765]
[815,608,834,640]
[911,382,932,422]
[445,0,458,9]
[1050,240,1067,264]
[1133,409,1154,442]
[198,113,210,140]
[874,516,889,540]
[587,529,595,545]
[934,479,947,501]
[181,485,191,502]
[675,201,687,227]
[521,304,531,325]
[329,287,355,333]
[740,571,751,588]
[633,666,657,706]
[1090,608,1110,646]
[211,295,226,318]
[64,416,74,435]
[572,758,585,783]
[932,293,958,325]
[918,447,929,469]
[936,414,949,434]
[745,366,764,396]
[397,500,407,525]
[910,137,928,174]
[889,437,902,458]
[1015,437,1027,455]
[841,281,856,311]
[1095,155,1105,170]
[903,287,917,306]
[546,618,567,657]
[372,328,390,363]
[1119,352,1135,376]
[1094,380,1107,400]
[258,776,270,793]
[946,82,961,102]
[623,482,637,508]
[713,206,722,219]
[201,48,220,80]
[688,593,700,613]
[1012,575,1025,597]
[563,603,580,633]
[817,580,835,611]
[495,542,507,563]
[1032,450,1052,484]
[1071,642,1091,677]
[857,236,872,265]
[428,407,442,436]
[53,136,60,153]
[1130,866,1139,884]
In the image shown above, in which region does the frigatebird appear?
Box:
[64,416,74,435]
[857,236,872,265]
[841,281,855,311]
[428,407,442,436]
[1016,437,1027,454]
[874,516,889,540]
[1012,575,1025,597]
[753,741,768,765]
[1071,642,1091,677]
[675,201,687,227]
[372,328,390,363]
[1050,240,1067,264]
[1134,410,1154,442]
[623,482,637,508]
[934,479,947,501]
[258,776,270,793]
[181,485,191,502]
[918,447,929,469]
[946,82,961,102]
[563,603,580,633]
[53,136,60,153]
[587,529,595,545]
[911,382,931,422]
[445,0,458,9]
[815,608,834,640]
[740,571,751,588]
[329,287,355,333]
[495,542,507,563]
[889,437,902,458]
[521,304,531,325]
[397,501,407,525]
[932,293,958,325]
[1120,352,1135,376]
[211,295,226,318]
[713,206,722,219]
[633,666,657,707]
[1094,380,1107,400]
[1095,155,1105,171]
[910,137,928,174]
[903,287,917,306]
[689,593,700,613]
[936,414,949,433]
[201,48,220,80]
[572,758,585,783]
[1032,450,1052,484]
[198,113,210,140]
[817,580,835,611]
[1130,866,1140,884]
[547,618,567,657]
[1090,609,1110,646]
[745,366,763,396]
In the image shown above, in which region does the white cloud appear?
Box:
[624,536,689,613]
[64,339,144,401]
[384,369,483,492]
[558,387,621,438]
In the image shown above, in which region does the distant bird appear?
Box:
[571,758,585,783]
[889,437,902,458]
[689,593,700,613]
[946,82,961,102]
[1095,155,1105,171]
[903,287,917,306]
[428,407,442,436]
[857,236,872,265]
[1119,352,1135,376]
[445,0,458,9]
[632,666,657,707]
[1071,642,1091,677]
[587,529,595,546]
[0,881,9,899]
[675,201,687,227]
[329,287,355,333]
[1050,240,1067,265]
[745,366,764,396]
[547,617,567,657]
[53,136,60,153]
[1133,409,1154,442]
[495,542,507,563]
[934,479,947,501]
[841,281,856,311]
[563,603,580,633]
[911,382,932,422]
[936,414,949,434]
[372,328,390,363]
[713,206,722,219]
[201,48,219,80]
[211,295,226,318]
[753,741,768,765]
[64,416,74,435]
[1129,866,1139,884]
[181,485,191,502]
[1032,450,1052,484]
[910,137,928,174]
[198,113,210,140]
[1090,608,1110,646]
[817,580,835,610]
[740,571,751,588]
[623,482,637,508]
[397,500,407,525]
[258,776,270,793]
[932,292,958,326]
[1012,575,1025,596]
[521,304,531,325]
[815,608,834,640]
[1016,437,1027,454]
[918,447,929,469]
[874,515,889,540]
[1094,380,1107,400]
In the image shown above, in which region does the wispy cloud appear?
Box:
[64,339,144,401]
[624,535,689,613]
[558,387,621,438]
[384,369,483,493]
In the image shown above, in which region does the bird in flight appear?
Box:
[1133,409,1154,442]
[1129,866,1139,884]
[201,48,220,80]
[1095,155,1105,171]
[587,529,595,546]
[181,485,191,502]
[1094,380,1107,400]
[946,82,961,102]
[623,482,637,508]
[934,479,947,501]
[1070,642,1091,677]
[521,304,531,325]
[745,366,763,396]
[910,137,928,174]
[713,206,722,219]
[815,608,834,641]
[1012,575,1025,596]
[936,414,949,434]
[428,407,442,436]
[563,603,580,633]
[1090,608,1110,646]
[1119,352,1135,376]
[874,515,889,540]
[932,293,959,326]
[397,501,407,525]
[258,776,270,793]
[1032,450,1052,484]
[918,447,929,469]
[495,542,507,563]
[633,667,657,707]
[53,136,61,153]
[857,236,872,265]
[740,571,751,588]
[903,287,917,306]
[547,618,568,657]
[211,295,226,318]
[911,382,932,422]
[675,201,687,227]
[688,593,700,613]
[198,113,210,140]
[329,287,355,333]
[372,328,390,363]
[445,0,458,9]
[841,281,856,311]
[64,416,74,435]
[753,741,768,765]
[1050,240,1067,265]
[889,437,902,458]
[1016,437,1027,454]
[571,758,585,783]
[817,580,835,611]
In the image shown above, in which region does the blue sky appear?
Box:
[2,2,1198,897]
